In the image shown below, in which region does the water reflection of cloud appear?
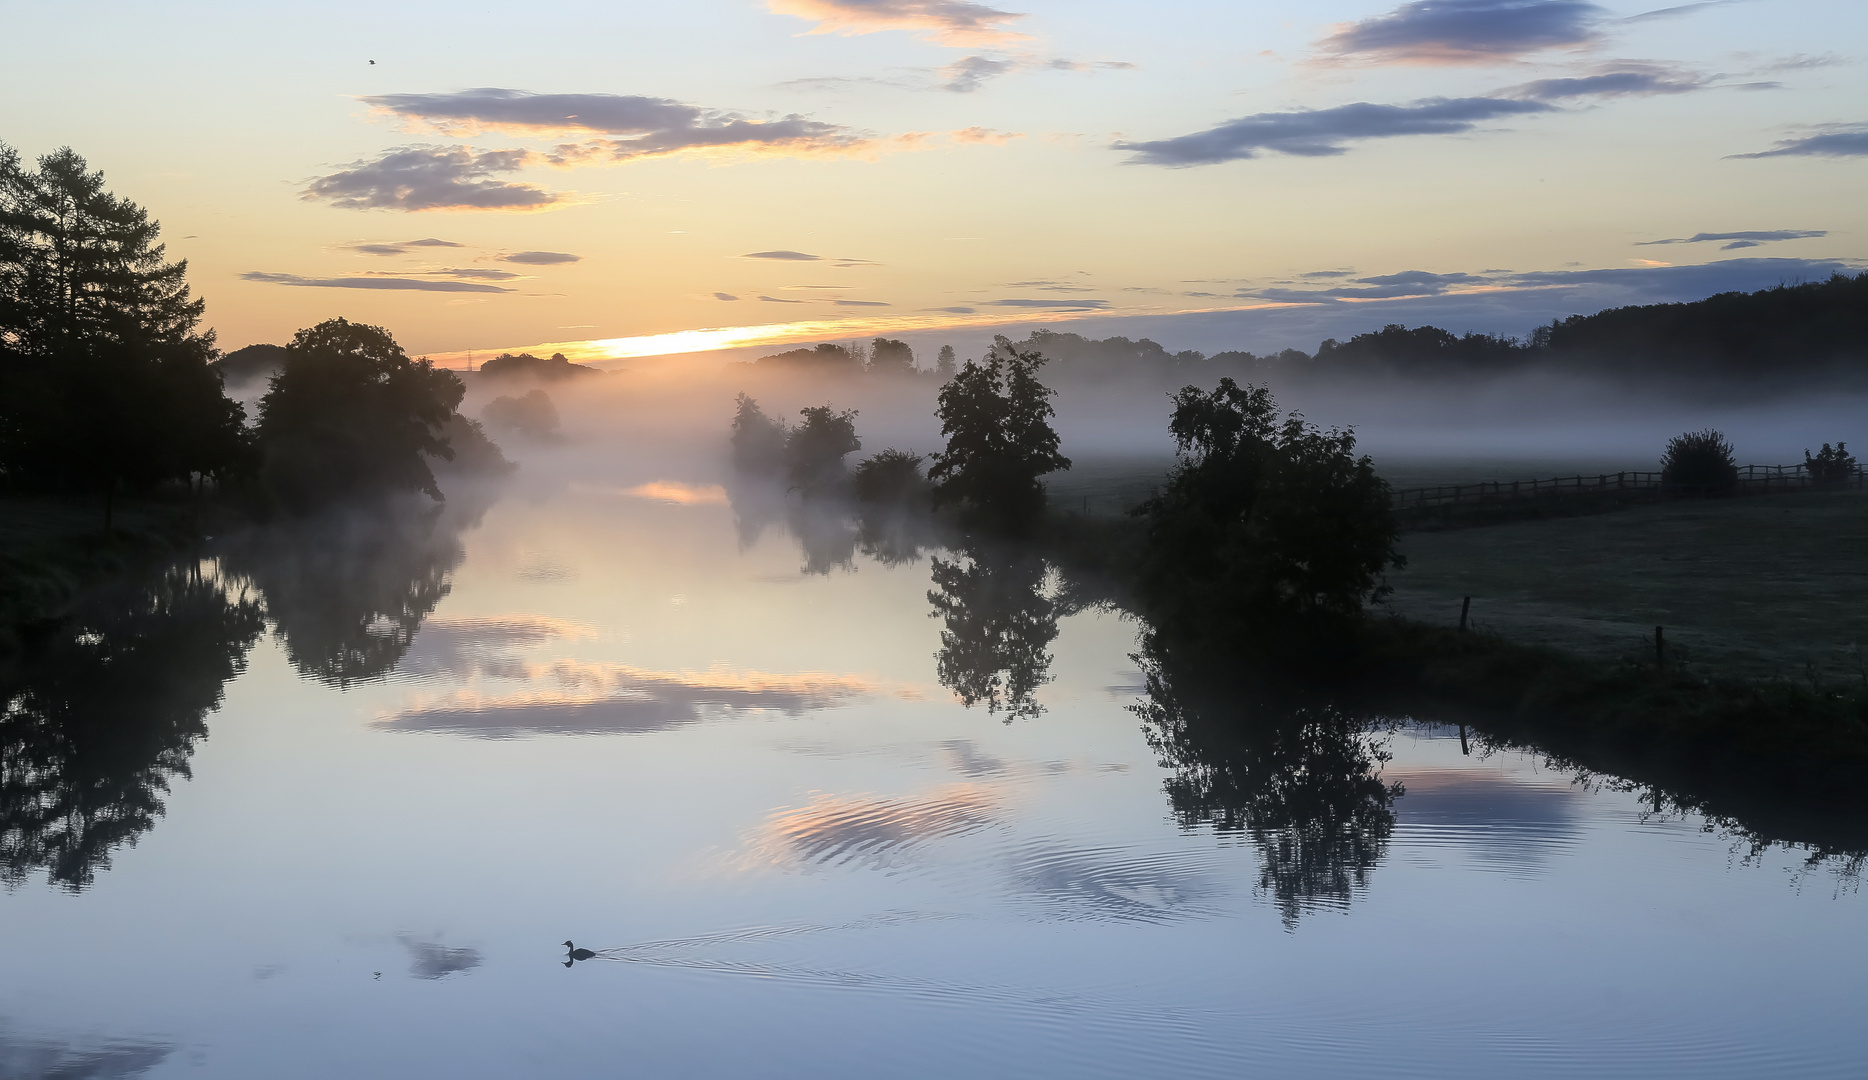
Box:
[0,1023,172,1078]
[1002,844,1218,923]
[746,785,1002,870]
[621,481,730,506]
[380,661,884,736]
[396,615,599,680]
[1390,767,1581,875]
[940,739,1007,777]
[399,935,483,980]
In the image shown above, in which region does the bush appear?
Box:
[785,405,860,493]
[1136,378,1401,643]
[928,336,1070,530]
[1661,429,1738,493]
[730,394,787,474]
[482,389,560,441]
[1805,442,1857,485]
[852,449,927,503]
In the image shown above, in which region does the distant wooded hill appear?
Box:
[745,271,1868,391]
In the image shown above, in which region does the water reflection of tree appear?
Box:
[225,497,484,687]
[927,545,1058,722]
[1,565,264,891]
[727,479,946,575]
[1133,632,1402,927]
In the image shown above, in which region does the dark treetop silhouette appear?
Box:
[929,335,1071,531]
[0,143,249,511]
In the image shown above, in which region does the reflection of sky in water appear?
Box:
[1,473,1862,1079]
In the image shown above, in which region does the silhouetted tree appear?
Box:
[256,318,470,511]
[852,448,927,504]
[927,544,1057,721]
[868,337,916,376]
[0,564,264,891]
[730,393,788,475]
[483,388,560,441]
[0,143,249,513]
[1136,379,1400,644]
[929,336,1070,530]
[476,351,598,381]
[785,405,860,493]
[1805,442,1857,485]
[1133,630,1400,927]
[1660,428,1738,494]
[935,345,957,380]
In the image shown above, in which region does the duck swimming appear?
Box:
[563,941,596,964]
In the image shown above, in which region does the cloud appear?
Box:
[349,237,464,255]
[714,291,740,301]
[759,294,808,303]
[939,54,1015,92]
[742,250,822,261]
[242,271,514,293]
[390,266,523,280]
[950,126,1023,143]
[1729,124,1868,158]
[1621,0,1747,23]
[1504,63,1714,99]
[766,0,1030,47]
[934,305,977,313]
[834,299,890,306]
[364,88,872,162]
[1116,96,1551,165]
[986,298,1112,309]
[1639,229,1826,248]
[501,250,581,264]
[1316,0,1606,65]
[1002,279,1095,292]
[1235,256,1862,305]
[303,145,561,211]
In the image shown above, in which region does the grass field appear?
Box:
[1386,487,1868,684]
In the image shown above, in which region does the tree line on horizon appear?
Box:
[742,271,1868,390]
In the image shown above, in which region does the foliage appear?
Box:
[784,405,860,493]
[730,393,788,474]
[928,335,1071,530]
[476,351,598,381]
[1804,442,1856,485]
[927,544,1057,721]
[256,318,472,511]
[0,143,250,499]
[1660,428,1738,493]
[1136,378,1400,642]
[852,448,927,504]
[935,345,957,379]
[749,343,859,374]
[868,337,916,376]
[434,414,512,475]
[0,563,264,890]
[483,388,560,440]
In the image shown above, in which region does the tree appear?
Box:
[256,318,467,511]
[483,388,560,441]
[785,405,860,493]
[730,393,788,474]
[928,336,1070,530]
[852,448,927,503]
[868,337,916,376]
[0,143,248,511]
[1660,429,1738,493]
[935,345,957,379]
[1136,378,1400,642]
[927,544,1058,722]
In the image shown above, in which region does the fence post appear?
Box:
[1459,596,1471,632]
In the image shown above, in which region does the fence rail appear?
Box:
[1391,463,1865,514]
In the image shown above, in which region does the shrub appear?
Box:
[482,389,560,440]
[1804,442,1857,485]
[1135,378,1401,643]
[1660,429,1738,493]
[730,393,787,474]
[785,405,860,493]
[852,448,927,503]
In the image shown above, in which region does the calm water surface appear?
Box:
[3,468,1863,1079]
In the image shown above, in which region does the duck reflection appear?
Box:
[0,564,263,892]
[927,544,1059,722]
[1132,631,1402,927]
[223,496,487,687]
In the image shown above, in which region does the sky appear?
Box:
[3,0,1864,365]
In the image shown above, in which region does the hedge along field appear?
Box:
[1384,487,1868,683]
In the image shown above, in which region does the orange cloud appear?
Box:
[768,0,1030,47]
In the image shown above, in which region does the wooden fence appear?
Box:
[1392,462,1866,517]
